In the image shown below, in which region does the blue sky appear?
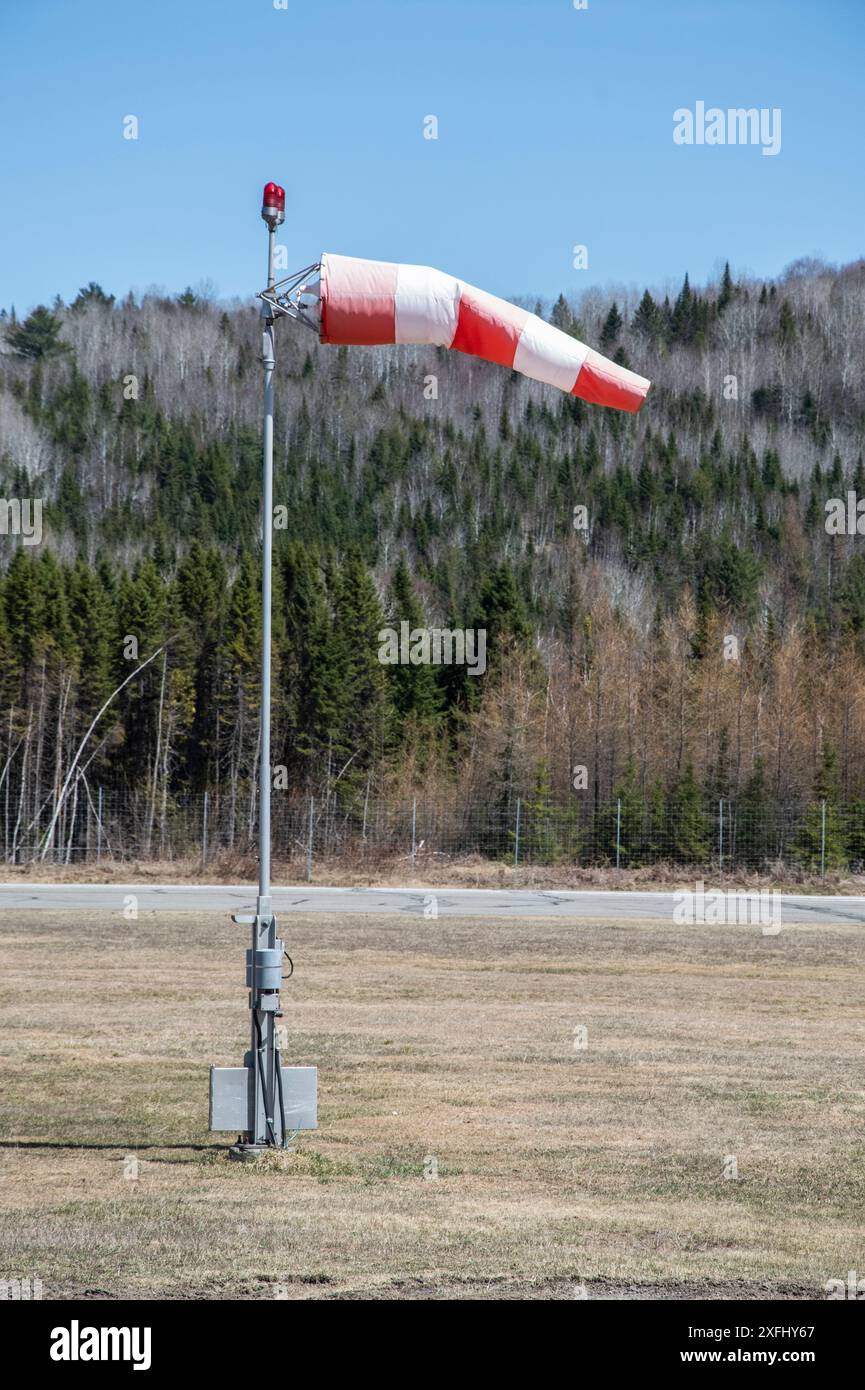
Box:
[1,0,862,311]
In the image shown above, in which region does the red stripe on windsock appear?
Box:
[573,349,650,413]
[319,254,397,345]
[451,286,529,368]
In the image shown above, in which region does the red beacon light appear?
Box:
[261,182,285,229]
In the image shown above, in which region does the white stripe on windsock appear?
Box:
[395,264,462,346]
[513,314,590,393]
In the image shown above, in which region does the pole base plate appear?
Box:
[228,1143,268,1163]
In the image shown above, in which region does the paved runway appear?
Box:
[1,883,865,923]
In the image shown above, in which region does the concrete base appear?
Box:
[228,1142,267,1163]
[228,1141,297,1161]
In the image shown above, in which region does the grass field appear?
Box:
[1,907,863,1300]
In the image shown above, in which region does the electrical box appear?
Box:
[209,1065,317,1132]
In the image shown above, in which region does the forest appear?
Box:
[1,256,865,868]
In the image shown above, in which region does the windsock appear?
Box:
[315,253,650,412]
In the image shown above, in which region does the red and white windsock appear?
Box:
[315,253,650,412]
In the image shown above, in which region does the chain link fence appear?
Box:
[5,789,865,877]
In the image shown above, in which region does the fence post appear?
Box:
[718,797,724,875]
[411,797,417,870]
[307,796,314,883]
[202,790,209,871]
[615,798,622,869]
[820,799,826,878]
[96,786,103,865]
[514,797,521,868]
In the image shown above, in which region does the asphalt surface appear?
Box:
[1,883,864,922]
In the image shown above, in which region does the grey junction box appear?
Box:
[209,1064,317,1132]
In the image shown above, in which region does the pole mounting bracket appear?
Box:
[257,262,321,332]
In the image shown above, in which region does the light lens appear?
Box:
[262,181,285,210]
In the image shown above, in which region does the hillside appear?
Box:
[1,258,865,867]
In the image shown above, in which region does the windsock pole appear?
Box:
[249,183,282,1149]
[205,185,316,1157]
[228,182,286,1157]
[258,183,282,923]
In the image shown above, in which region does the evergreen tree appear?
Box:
[598,757,645,863]
[386,552,443,729]
[71,282,115,311]
[175,542,225,788]
[795,744,847,870]
[67,560,113,715]
[738,755,773,867]
[4,551,43,671]
[600,303,623,351]
[669,274,694,345]
[475,562,531,646]
[524,760,567,863]
[632,290,661,341]
[717,261,734,311]
[778,300,797,347]
[550,293,581,337]
[5,305,70,360]
[279,543,345,785]
[114,559,170,791]
[330,549,392,798]
[669,764,708,862]
[218,555,262,835]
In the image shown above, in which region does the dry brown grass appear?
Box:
[4,850,865,894]
[1,908,864,1300]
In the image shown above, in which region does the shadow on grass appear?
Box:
[0,1140,231,1151]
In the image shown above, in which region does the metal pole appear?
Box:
[307,795,314,883]
[718,797,724,875]
[820,799,826,878]
[411,797,417,869]
[96,786,103,865]
[248,219,278,1149]
[514,796,521,868]
[212,185,317,1159]
[202,789,209,871]
[615,797,622,870]
[259,224,275,919]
